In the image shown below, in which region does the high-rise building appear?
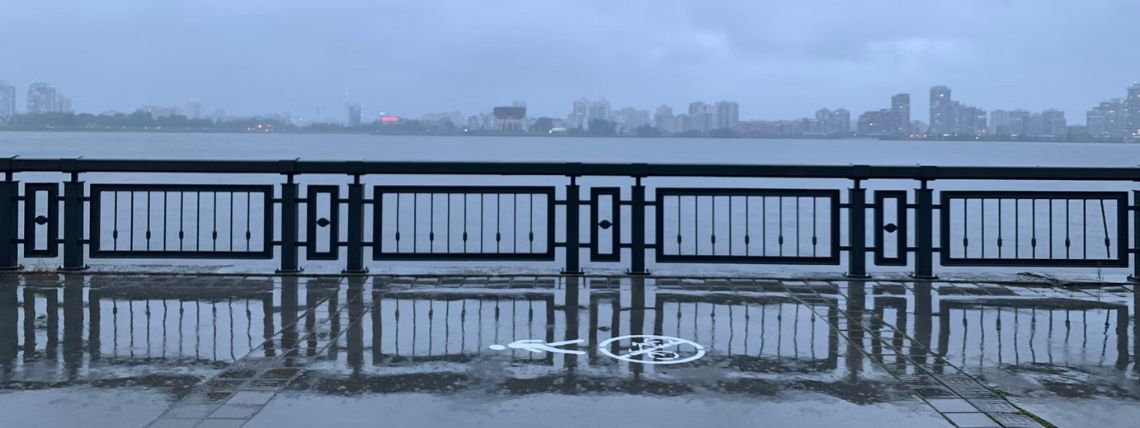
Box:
[26,82,57,114]
[687,101,713,133]
[347,103,362,127]
[929,86,953,136]
[654,105,675,133]
[989,110,1010,135]
[0,81,15,120]
[714,101,739,130]
[1041,109,1066,137]
[185,100,202,120]
[1086,99,1123,139]
[890,93,910,134]
[1126,84,1140,137]
[54,93,72,113]
[856,110,887,137]
[588,98,611,123]
[1007,110,1030,136]
[569,98,591,129]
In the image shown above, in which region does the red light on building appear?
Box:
[379,115,399,123]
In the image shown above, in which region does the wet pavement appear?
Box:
[1,274,1136,427]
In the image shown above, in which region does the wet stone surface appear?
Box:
[1,273,1137,427]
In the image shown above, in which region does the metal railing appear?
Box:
[1,158,1139,278]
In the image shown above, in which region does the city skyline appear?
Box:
[3,78,1137,129]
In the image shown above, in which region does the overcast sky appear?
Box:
[2,0,1137,122]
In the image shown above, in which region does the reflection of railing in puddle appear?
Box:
[345,284,840,373]
[0,276,276,385]
[866,283,1131,372]
[370,290,555,364]
[937,298,1130,370]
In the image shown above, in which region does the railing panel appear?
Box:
[939,191,1128,267]
[89,184,273,259]
[589,187,621,262]
[873,190,907,266]
[372,186,556,261]
[305,185,340,260]
[23,183,59,257]
[655,188,841,264]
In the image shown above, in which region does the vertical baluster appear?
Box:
[1099,199,1110,258]
[279,175,300,273]
[847,181,866,278]
[565,178,580,274]
[113,192,119,251]
[1131,191,1140,282]
[345,175,365,273]
[162,192,167,251]
[62,172,85,270]
[1065,199,1071,259]
[1048,198,1054,259]
[146,191,152,251]
[212,191,218,252]
[229,191,234,251]
[745,197,750,257]
[0,172,16,269]
[997,198,1003,258]
[417,194,421,254]
[245,191,251,251]
[778,197,784,257]
[811,196,818,258]
[711,195,716,256]
[430,194,436,253]
[496,193,502,253]
[675,195,682,254]
[129,191,135,251]
[629,176,646,275]
[914,179,934,278]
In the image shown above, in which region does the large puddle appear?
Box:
[1,274,1136,427]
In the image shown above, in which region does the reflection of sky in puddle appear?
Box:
[1,274,1137,426]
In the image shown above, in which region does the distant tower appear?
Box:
[347,103,363,127]
[0,81,15,120]
[185,100,202,120]
[26,82,57,114]
[1127,84,1140,137]
[929,86,952,136]
[891,93,910,134]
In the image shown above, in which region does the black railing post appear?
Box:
[62,172,86,270]
[914,179,935,279]
[0,171,18,270]
[847,179,868,278]
[278,173,300,273]
[564,176,581,274]
[1132,190,1140,283]
[629,176,648,275]
[344,174,366,273]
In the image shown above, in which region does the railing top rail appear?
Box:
[3,158,1140,181]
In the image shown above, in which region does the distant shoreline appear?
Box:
[0,128,1133,144]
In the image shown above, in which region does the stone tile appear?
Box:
[943,412,999,427]
[986,413,1041,427]
[227,391,276,406]
[197,419,248,428]
[164,403,220,419]
[210,404,261,419]
[967,399,1019,413]
[148,418,200,428]
[927,398,977,413]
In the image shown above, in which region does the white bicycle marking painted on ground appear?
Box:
[599,335,705,365]
[488,339,586,355]
[489,335,704,364]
